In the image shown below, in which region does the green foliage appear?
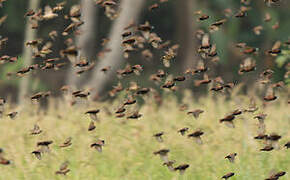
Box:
[0,57,23,86]
[0,57,48,91]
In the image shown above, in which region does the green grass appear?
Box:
[0,94,289,180]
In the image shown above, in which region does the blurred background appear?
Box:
[0,0,289,103]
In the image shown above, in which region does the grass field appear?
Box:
[0,94,289,180]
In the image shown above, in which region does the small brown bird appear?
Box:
[254,134,268,140]
[91,139,105,152]
[0,156,10,165]
[88,121,96,131]
[211,19,227,27]
[153,149,170,162]
[6,111,18,119]
[253,25,263,35]
[267,134,281,141]
[285,142,290,149]
[85,109,100,122]
[136,88,150,95]
[266,41,281,56]
[220,114,235,128]
[55,161,70,175]
[194,60,208,73]
[264,12,272,22]
[179,104,188,111]
[30,124,42,135]
[254,113,267,124]
[210,84,224,92]
[101,66,111,73]
[222,172,235,179]
[263,86,277,101]
[121,31,132,38]
[178,127,189,136]
[31,149,42,160]
[267,133,281,149]
[260,145,274,152]
[24,9,35,17]
[194,73,212,87]
[174,164,190,175]
[153,132,164,142]
[37,140,53,146]
[244,98,258,113]
[173,76,186,82]
[233,107,243,114]
[198,14,209,21]
[72,91,90,99]
[31,92,50,101]
[264,0,281,6]
[163,160,175,171]
[162,80,175,89]
[37,140,53,152]
[239,58,256,74]
[0,149,10,165]
[43,5,58,20]
[59,137,72,148]
[225,153,237,163]
[187,109,204,119]
[243,46,258,54]
[123,98,136,106]
[115,106,126,114]
[126,111,142,119]
[148,3,159,11]
[116,113,125,118]
[265,171,286,180]
[188,130,204,145]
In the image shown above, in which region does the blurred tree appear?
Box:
[18,0,40,104]
[175,0,198,72]
[66,0,98,89]
[86,0,145,99]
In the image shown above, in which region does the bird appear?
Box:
[225,153,237,163]
[163,160,175,171]
[88,121,96,131]
[265,171,286,180]
[178,127,189,136]
[30,124,42,135]
[37,140,53,153]
[174,164,190,175]
[220,114,235,128]
[260,145,274,152]
[187,109,204,119]
[59,137,72,148]
[55,161,70,175]
[0,156,10,165]
[91,139,105,152]
[6,111,18,119]
[153,132,164,142]
[284,141,290,149]
[85,109,100,122]
[222,172,235,179]
[31,149,42,160]
[153,149,170,162]
[0,149,10,165]
[188,130,204,145]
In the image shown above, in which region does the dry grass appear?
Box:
[0,93,289,180]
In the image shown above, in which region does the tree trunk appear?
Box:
[85,0,145,99]
[66,0,97,89]
[18,0,40,104]
[176,0,198,72]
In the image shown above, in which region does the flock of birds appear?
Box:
[0,0,289,179]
